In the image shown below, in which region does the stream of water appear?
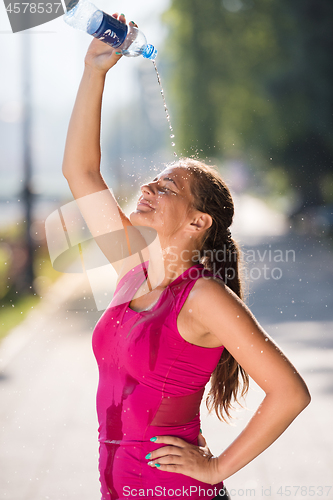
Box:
[152,61,177,157]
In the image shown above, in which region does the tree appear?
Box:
[163,0,333,209]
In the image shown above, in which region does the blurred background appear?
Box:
[0,0,332,499]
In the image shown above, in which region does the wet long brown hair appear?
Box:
[177,157,249,422]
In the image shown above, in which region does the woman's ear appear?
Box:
[188,213,212,234]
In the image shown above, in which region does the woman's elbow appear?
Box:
[62,160,75,181]
[299,385,311,410]
[274,378,311,416]
[289,381,311,415]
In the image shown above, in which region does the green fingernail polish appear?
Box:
[121,13,125,16]
[115,52,121,55]
[150,437,157,442]
[155,463,161,468]
[200,428,202,433]
[130,21,135,24]
[145,453,151,459]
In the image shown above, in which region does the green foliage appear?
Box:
[0,295,40,341]
[163,0,333,208]
[0,227,62,340]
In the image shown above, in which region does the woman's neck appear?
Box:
[143,235,200,290]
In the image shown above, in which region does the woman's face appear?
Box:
[129,166,197,238]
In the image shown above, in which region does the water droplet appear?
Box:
[170,134,175,139]
[171,142,175,147]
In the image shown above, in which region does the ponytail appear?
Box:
[200,228,241,297]
[177,158,249,422]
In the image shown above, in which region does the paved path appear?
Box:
[0,199,332,499]
[203,233,333,499]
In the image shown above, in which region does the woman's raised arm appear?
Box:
[62,16,147,274]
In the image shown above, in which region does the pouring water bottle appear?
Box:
[64,0,157,60]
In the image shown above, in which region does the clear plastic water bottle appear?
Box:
[64,0,157,60]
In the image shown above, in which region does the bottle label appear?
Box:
[91,12,128,48]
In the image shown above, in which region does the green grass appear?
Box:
[0,224,65,342]
[0,294,40,341]
[0,249,63,341]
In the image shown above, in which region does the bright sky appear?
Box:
[0,0,170,106]
[0,0,170,197]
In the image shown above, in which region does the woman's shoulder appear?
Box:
[191,270,226,293]
[176,272,230,347]
[187,270,241,312]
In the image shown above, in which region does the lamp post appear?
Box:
[21,31,35,293]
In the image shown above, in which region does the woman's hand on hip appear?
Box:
[84,14,135,74]
[146,435,222,485]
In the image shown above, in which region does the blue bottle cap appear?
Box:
[143,44,158,60]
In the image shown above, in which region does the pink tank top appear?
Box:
[92,261,225,499]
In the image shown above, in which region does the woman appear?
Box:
[62,14,311,500]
